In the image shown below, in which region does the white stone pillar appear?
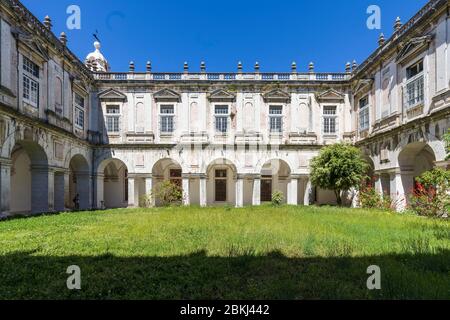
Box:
[144,176,154,207]
[0,161,11,215]
[287,177,298,205]
[390,171,407,212]
[95,173,104,209]
[374,174,382,194]
[235,176,244,208]
[128,176,135,208]
[304,177,312,206]
[350,187,359,208]
[252,176,261,206]
[199,175,207,207]
[182,176,190,206]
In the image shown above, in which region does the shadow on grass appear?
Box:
[0,250,449,300]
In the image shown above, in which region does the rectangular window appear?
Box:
[214,105,229,133]
[269,106,283,133]
[359,97,369,131]
[323,106,337,134]
[74,93,85,129]
[106,105,120,133]
[406,60,423,80]
[160,105,175,133]
[22,56,40,108]
[214,169,227,202]
[405,60,424,109]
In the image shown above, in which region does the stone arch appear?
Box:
[10,140,49,214]
[206,158,237,206]
[397,142,437,206]
[96,158,128,209]
[68,154,91,210]
[259,159,291,203]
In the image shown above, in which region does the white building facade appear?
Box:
[0,0,449,215]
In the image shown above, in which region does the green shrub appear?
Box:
[271,190,284,206]
[151,180,183,207]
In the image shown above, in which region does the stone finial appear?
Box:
[59,32,67,46]
[352,60,357,71]
[254,61,260,72]
[394,17,402,32]
[378,33,385,46]
[184,61,189,72]
[291,61,297,73]
[129,61,135,72]
[43,15,52,30]
[200,61,206,72]
[308,62,314,73]
[237,61,243,73]
[345,62,351,74]
[146,61,152,72]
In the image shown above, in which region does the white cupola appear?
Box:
[85,41,109,72]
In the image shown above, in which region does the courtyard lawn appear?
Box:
[0,205,448,300]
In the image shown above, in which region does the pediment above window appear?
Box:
[396,35,432,64]
[208,89,236,102]
[153,88,181,102]
[98,89,127,101]
[262,89,291,103]
[353,79,373,96]
[13,28,50,61]
[316,89,345,102]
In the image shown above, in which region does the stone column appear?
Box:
[390,170,407,212]
[182,175,190,206]
[252,175,261,206]
[374,174,382,194]
[199,175,207,207]
[53,171,65,212]
[0,160,11,215]
[287,176,299,205]
[47,168,55,213]
[94,173,104,209]
[128,176,135,208]
[144,175,154,207]
[63,171,70,209]
[304,177,312,206]
[29,164,50,213]
[235,175,244,208]
[350,187,359,208]
[77,172,91,210]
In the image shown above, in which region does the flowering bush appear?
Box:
[359,183,394,211]
[409,168,450,218]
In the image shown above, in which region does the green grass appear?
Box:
[0,205,449,300]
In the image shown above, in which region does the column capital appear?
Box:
[289,174,303,180]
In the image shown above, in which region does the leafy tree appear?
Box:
[310,143,369,206]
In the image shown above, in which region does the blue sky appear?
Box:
[22,0,428,73]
